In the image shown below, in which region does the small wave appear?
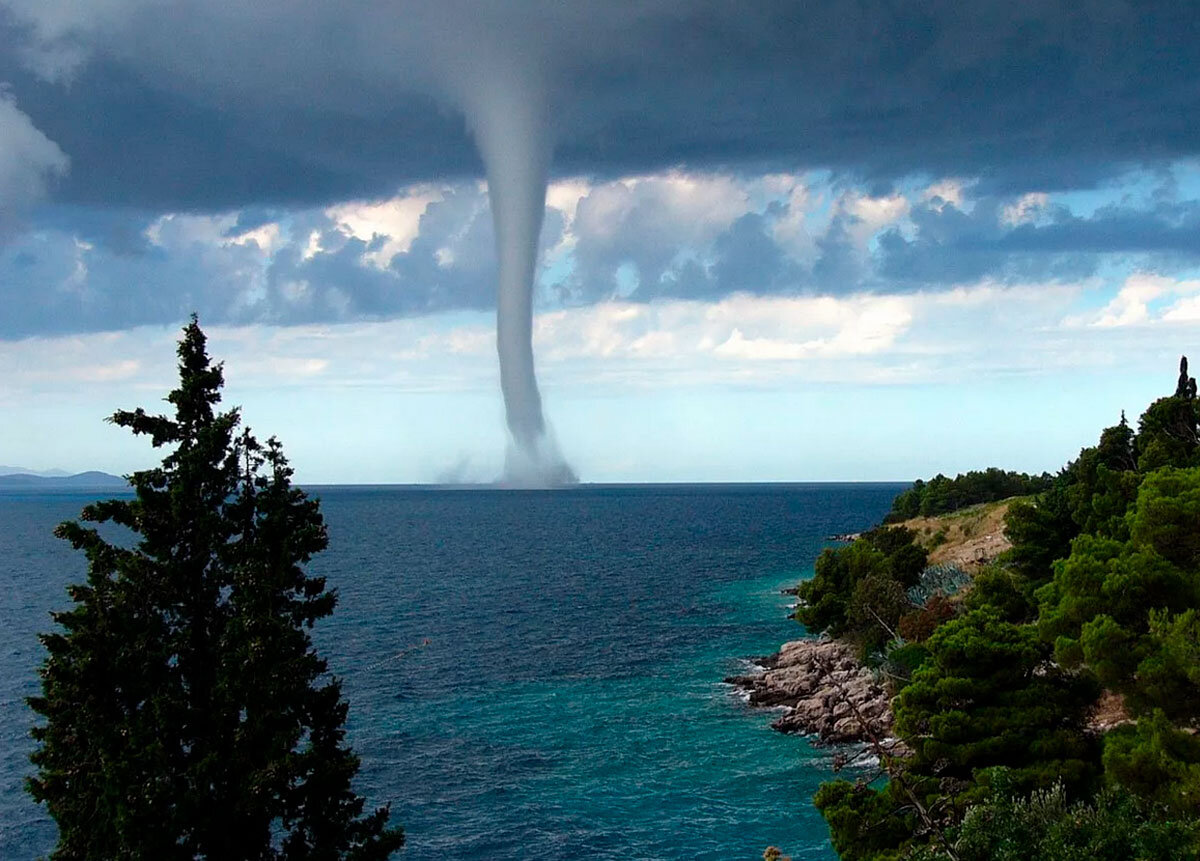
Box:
[720,683,791,715]
[731,656,766,675]
[854,754,880,769]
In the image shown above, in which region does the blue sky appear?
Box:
[1,2,1199,482]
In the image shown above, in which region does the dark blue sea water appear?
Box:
[0,483,903,860]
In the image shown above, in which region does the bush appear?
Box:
[962,565,1034,623]
[897,594,956,643]
[848,573,913,656]
[881,642,931,682]
[906,564,971,606]
[907,777,1200,860]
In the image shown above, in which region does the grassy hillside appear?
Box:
[894,496,1023,571]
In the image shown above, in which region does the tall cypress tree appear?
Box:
[27,317,403,859]
[1176,356,1197,400]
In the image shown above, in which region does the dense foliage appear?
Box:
[1039,467,1200,714]
[909,778,1200,861]
[806,355,1200,859]
[814,780,918,861]
[27,319,404,860]
[894,609,1099,803]
[818,610,1098,859]
[795,527,928,655]
[884,468,1052,522]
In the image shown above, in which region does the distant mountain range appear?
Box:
[0,466,72,477]
[0,470,127,489]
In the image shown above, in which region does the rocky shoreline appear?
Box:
[725,637,893,745]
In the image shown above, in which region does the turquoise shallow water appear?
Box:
[0,483,903,859]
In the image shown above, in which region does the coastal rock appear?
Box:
[726,637,894,746]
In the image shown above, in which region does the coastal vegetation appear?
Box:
[884,469,1052,522]
[795,527,928,655]
[27,319,403,859]
[798,356,1200,859]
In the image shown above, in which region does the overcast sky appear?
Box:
[2,1,1199,482]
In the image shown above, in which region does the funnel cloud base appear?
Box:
[501,435,579,488]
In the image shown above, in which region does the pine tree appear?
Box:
[894,609,1100,809]
[27,317,403,860]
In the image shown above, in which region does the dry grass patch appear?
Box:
[897,497,1024,571]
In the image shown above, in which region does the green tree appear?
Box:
[962,565,1034,623]
[883,470,1052,523]
[887,480,925,522]
[814,611,1100,861]
[796,529,932,663]
[847,573,912,655]
[27,318,403,860]
[1135,392,1200,472]
[1129,465,1200,568]
[1091,600,1200,813]
[1097,412,1138,473]
[814,780,917,861]
[796,541,891,636]
[1038,468,1200,717]
[893,609,1099,810]
[999,480,1078,587]
[1001,413,1145,589]
[1177,356,1196,399]
[1032,466,1200,809]
[1102,709,1200,813]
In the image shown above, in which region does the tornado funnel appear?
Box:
[465,78,576,486]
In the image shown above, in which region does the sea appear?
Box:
[0,482,904,860]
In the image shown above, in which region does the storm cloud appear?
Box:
[1,0,1198,210]
[2,1,1200,343]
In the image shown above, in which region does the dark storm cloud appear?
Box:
[4,0,1200,339]
[2,0,1199,210]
